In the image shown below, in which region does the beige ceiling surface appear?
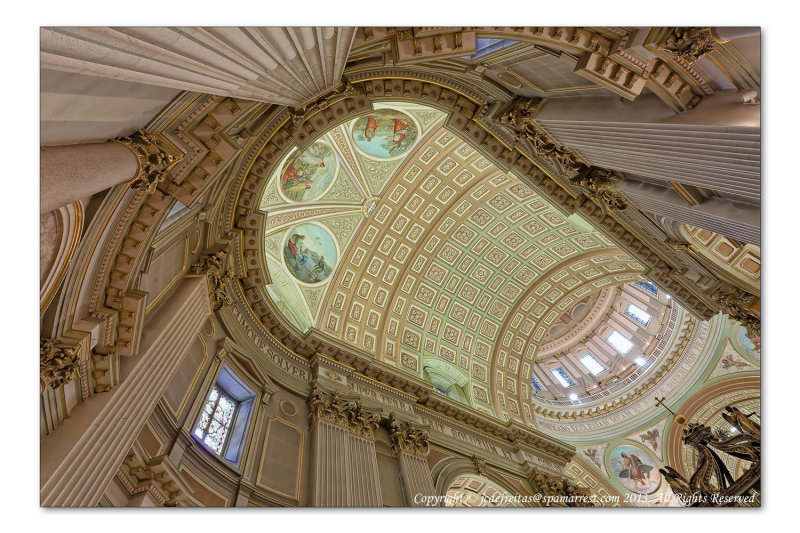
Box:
[260,101,647,424]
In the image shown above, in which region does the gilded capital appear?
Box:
[528,468,593,507]
[40,338,79,393]
[711,285,760,340]
[387,413,430,457]
[113,129,181,194]
[191,250,234,311]
[570,167,628,211]
[659,27,716,63]
[494,97,583,174]
[307,387,381,439]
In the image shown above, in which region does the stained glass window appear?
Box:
[551,367,576,388]
[579,353,606,376]
[531,376,545,392]
[625,303,651,326]
[194,386,237,456]
[607,330,634,354]
[635,281,658,296]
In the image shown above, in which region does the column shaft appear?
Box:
[40,276,211,506]
[41,142,139,213]
[397,452,437,507]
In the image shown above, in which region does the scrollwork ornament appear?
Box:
[40,338,79,393]
[113,129,180,194]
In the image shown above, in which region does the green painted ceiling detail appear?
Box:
[258,101,445,330]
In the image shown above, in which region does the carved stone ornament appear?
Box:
[40,338,79,393]
[664,238,692,252]
[494,97,583,174]
[659,27,716,64]
[570,167,628,211]
[660,406,760,506]
[191,250,234,311]
[307,387,381,439]
[528,468,594,507]
[710,285,760,339]
[387,413,430,457]
[113,129,181,194]
[471,455,487,475]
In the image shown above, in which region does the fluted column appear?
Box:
[307,388,383,506]
[41,130,178,213]
[41,27,356,106]
[40,276,212,506]
[387,414,436,506]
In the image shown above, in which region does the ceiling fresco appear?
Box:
[259,101,653,424]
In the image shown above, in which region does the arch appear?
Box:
[430,456,529,506]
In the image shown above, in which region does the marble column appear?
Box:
[41,142,138,213]
[41,130,177,214]
[387,414,436,506]
[40,276,212,506]
[308,418,351,506]
[347,432,383,507]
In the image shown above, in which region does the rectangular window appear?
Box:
[194,386,237,456]
[625,304,652,326]
[607,330,634,354]
[635,281,658,296]
[531,376,545,392]
[551,367,576,388]
[579,353,606,376]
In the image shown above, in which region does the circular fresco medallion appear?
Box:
[282,223,338,285]
[609,445,662,495]
[278,142,338,202]
[736,326,761,359]
[350,109,418,159]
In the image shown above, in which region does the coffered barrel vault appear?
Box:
[40,27,760,508]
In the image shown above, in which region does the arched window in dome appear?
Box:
[579,353,606,376]
[635,281,658,296]
[551,367,576,388]
[423,361,471,406]
[625,303,652,326]
[530,375,545,392]
[607,330,634,354]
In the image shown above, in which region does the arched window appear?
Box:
[635,281,658,296]
[193,364,256,466]
[579,353,606,376]
[530,375,545,392]
[551,367,576,388]
[625,303,651,326]
[607,330,634,354]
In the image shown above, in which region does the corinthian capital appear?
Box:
[711,285,760,339]
[659,27,716,63]
[494,97,583,174]
[387,414,430,457]
[191,250,234,311]
[40,338,79,393]
[113,129,181,194]
[307,387,382,438]
[570,167,628,211]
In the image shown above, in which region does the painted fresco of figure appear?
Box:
[282,224,337,284]
[351,109,418,159]
[278,142,336,202]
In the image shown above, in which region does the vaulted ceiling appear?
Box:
[258,101,654,424]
